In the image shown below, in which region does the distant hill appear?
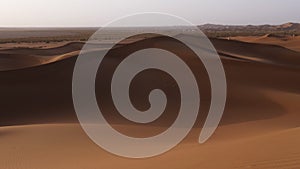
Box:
[198,23,300,37]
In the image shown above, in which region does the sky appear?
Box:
[0,0,299,27]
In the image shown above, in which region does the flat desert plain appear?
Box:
[0,28,300,169]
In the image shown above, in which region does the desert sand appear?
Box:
[0,32,300,169]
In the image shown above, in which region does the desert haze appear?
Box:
[0,23,300,169]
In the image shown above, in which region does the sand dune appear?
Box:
[0,41,129,71]
[230,34,300,52]
[210,38,300,67]
[0,35,299,168]
[0,42,85,70]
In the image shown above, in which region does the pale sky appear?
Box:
[0,0,299,27]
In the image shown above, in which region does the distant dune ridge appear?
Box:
[1,34,300,70]
[0,27,300,168]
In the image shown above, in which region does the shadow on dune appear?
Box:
[0,36,299,128]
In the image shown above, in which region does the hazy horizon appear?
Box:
[0,22,299,28]
[1,0,299,27]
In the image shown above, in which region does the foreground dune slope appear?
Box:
[0,108,299,169]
